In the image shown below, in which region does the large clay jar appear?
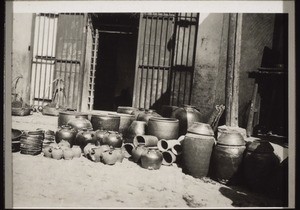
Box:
[117,106,137,115]
[210,130,246,185]
[102,131,123,148]
[115,113,135,134]
[137,109,161,123]
[67,115,93,132]
[182,122,215,178]
[159,105,179,118]
[147,117,179,140]
[243,139,280,193]
[101,149,118,165]
[74,128,96,150]
[123,120,147,143]
[58,111,89,127]
[141,148,163,170]
[171,105,202,136]
[55,125,77,145]
[91,114,120,131]
[131,145,148,163]
[94,129,109,145]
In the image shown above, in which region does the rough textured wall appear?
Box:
[238,14,275,128]
[191,13,227,122]
[12,13,33,104]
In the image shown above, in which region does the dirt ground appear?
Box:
[11,113,285,208]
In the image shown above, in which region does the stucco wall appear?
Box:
[12,13,33,104]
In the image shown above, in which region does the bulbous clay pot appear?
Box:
[124,120,147,143]
[101,150,118,165]
[51,148,63,160]
[63,148,74,160]
[141,148,163,170]
[55,125,77,145]
[89,145,110,162]
[43,146,52,158]
[67,115,93,132]
[71,145,82,158]
[74,129,96,151]
[131,145,148,163]
[83,143,97,157]
[171,105,202,136]
[58,111,89,127]
[147,117,179,140]
[103,131,123,148]
[137,109,161,123]
[94,129,109,145]
[91,114,120,131]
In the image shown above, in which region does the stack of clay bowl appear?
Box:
[42,130,56,148]
[20,130,44,155]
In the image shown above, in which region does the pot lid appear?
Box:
[246,139,274,153]
[217,131,245,146]
[187,122,214,136]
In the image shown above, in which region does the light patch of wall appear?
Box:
[12,13,33,104]
[191,13,226,122]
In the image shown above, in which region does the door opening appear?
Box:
[91,13,139,111]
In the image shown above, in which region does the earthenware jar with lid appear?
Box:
[94,129,109,145]
[243,139,280,192]
[210,130,246,185]
[140,147,163,170]
[171,105,202,136]
[182,122,215,178]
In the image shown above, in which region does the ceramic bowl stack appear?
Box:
[20,130,44,155]
[42,130,56,148]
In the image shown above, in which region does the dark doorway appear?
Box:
[91,13,139,111]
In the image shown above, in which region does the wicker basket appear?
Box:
[20,130,44,155]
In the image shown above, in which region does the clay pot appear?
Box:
[89,145,110,162]
[162,150,177,166]
[116,113,135,134]
[124,121,147,143]
[43,146,53,158]
[58,111,89,127]
[71,145,82,158]
[141,148,163,170]
[243,139,280,193]
[91,114,120,131]
[58,139,71,148]
[137,109,161,123]
[147,117,179,140]
[67,115,93,132]
[182,122,215,178]
[133,135,158,147]
[102,131,123,148]
[113,148,125,163]
[117,106,137,115]
[171,105,202,136]
[101,150,118,165]
[83,143,97,157]
[94,129,109,145]
[51,148,63,160]
[121,143,134,158]
[131,145,148,163]
[55,125,77,145]
[210,130,246,185]
[63,148,74,160]
[74,129,96,150]
[159,105,179,118]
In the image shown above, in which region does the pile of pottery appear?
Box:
[42,130,56,148]
[43,140,82,160]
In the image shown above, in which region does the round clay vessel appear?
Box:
[58,111,89,127]
[94,129,109,145]
[101,149,118,165]
[67,115,93,132]
[102,131,123,148]
[43,146,52,158]
[74,129,96,150]
[51,148,63,160]
[147,117,179,140]
[71,145,82,158]
[63,148,74,160]
[141,148,163,170]
[55,125,77,144]
[91,114,120,131]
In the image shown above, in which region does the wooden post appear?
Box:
[225,13,243,127]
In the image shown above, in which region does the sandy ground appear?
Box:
[11,113,285,208]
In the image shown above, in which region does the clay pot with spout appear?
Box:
[141,148,163,170]
[131,145,148,163]
[55,125,77,145]
[75,129,96,151]
[102,131,123,148]
[101,149,119,165]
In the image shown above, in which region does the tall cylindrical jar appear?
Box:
[243,139,280,193]
[182,122,215,178]
[210,130,246,185]
[171,105,202,136]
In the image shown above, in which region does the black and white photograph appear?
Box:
[4,0,296,208]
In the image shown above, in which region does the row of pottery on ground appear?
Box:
[43,141,82,160]
[180,121,281,194]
